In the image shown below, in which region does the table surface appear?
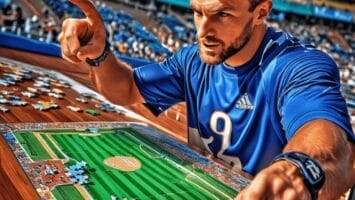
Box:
[0,47,188,199]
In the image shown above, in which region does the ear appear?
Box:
[253,0,272,25]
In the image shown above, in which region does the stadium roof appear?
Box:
[157,0,354,23]
[157,0,355,11]
[158,0,190,8]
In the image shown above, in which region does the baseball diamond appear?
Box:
[104,156,142,172]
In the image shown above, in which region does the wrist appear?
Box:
[272,159,300,174]
[86,40,110,67]
[272,152,325,200]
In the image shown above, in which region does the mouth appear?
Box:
[204,43,219,47]
[202,41,221,51]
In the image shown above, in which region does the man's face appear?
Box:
[191,0,255,65]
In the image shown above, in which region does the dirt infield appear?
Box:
[104,156,141,172]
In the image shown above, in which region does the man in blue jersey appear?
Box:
[58,0,354,199]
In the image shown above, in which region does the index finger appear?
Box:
[70,0,101,22]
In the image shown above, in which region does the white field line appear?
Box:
[124,131,233,199]
[46,134,70,161]
[33,132,58,159]
[74,183,93,200]
[139,144,160,159]
[185,175,219,200]
[124,131,162,155]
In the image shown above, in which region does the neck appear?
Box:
[225,24,267,67]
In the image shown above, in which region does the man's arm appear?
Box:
[57,0,143,105]
[237,119,354,200]
[88,51,144,105]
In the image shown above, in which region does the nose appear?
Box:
[196,16,215,39]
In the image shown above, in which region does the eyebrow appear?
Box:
[190,4,234,13]
[210,6,234,13]
[190,3,199,11]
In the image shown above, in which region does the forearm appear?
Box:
[89,51,144,105]
[57,0,144,106]
[283,119,354,199]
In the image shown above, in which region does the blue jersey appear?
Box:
[133,27,354,175]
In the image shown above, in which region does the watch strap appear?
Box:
[273,152,325,200]
[86,40,110,67]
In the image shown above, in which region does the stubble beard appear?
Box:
[198,18,253,65]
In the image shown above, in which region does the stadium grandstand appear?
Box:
[0,0,354,125]
[0,1,354,199]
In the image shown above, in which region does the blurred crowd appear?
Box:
[0,2,58,43]
[267,15,354,83]
[0,0,353,112]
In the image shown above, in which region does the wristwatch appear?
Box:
[273,152,325,200]
[86,40,110,67]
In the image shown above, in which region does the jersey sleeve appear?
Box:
[278,50,354,141]
[133,48,187,115]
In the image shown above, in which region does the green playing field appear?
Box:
[14,128,237,199]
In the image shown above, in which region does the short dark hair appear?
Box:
[249,0,264,11]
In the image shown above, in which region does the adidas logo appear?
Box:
[236,93,254,109]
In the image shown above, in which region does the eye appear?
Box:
[218,12,229,17]
[194,10,202,17]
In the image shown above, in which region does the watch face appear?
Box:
[304,158,324,188]
[274,152,325,191]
